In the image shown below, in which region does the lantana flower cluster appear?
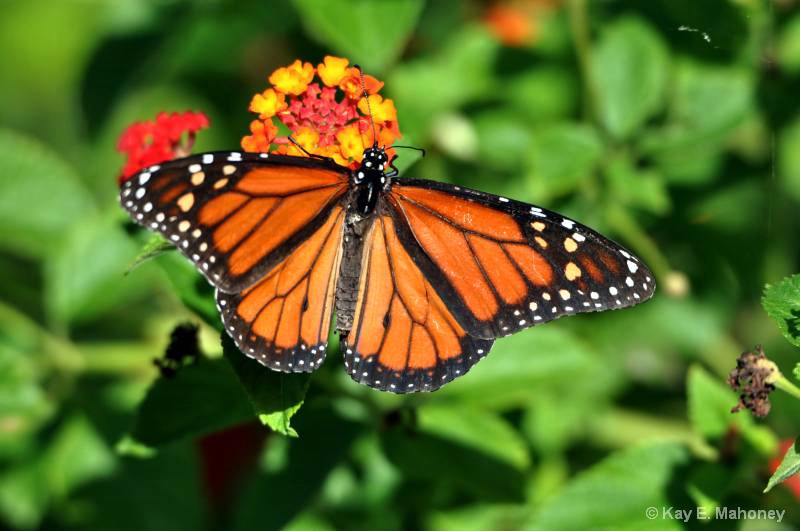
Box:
[117,111,209,183]
[241,56,401,168]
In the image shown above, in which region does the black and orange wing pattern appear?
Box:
[119,151,349,293]
[342,214,494,392]
[216,205,345,370]
[120,151,349,369]
[384,180,655,341]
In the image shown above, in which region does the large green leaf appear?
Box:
[223,334,311,437]
[779,116,800,204]
[0,128,95,258]
[762,274,800,348]
[129,358,255,447]
[45,214,159,326]
[292,0,423,73]
[416,404,530,470]
[593,17,669,139]
[525,443,688,531]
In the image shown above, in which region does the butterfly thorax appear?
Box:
[352,146,390,216]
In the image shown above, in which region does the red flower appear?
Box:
[117,111,210,184]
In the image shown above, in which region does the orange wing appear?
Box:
[216,206,345,371]
[386,180,656,339]
[342,215,493,393]
[119,152,349,292]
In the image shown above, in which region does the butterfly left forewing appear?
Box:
[119,152,349,293]
[386,179,656,340]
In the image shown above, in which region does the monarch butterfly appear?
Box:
[120,140,654,393]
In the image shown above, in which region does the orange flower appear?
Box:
[317,55,350,87]
[484,3,536,47]
[242,57,402,168]
[249,88,287,119]
[268,60,315,96]
[339,67,384,100]
[241,119,278,153]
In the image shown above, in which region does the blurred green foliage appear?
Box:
[1,0,800,529]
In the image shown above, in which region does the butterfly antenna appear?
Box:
[354,64,378,148]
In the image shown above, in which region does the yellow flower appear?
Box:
[339,67,384,100]
[292,126,320,152]
[357,94,397,125]
[317,56,350,87]
[268,60,315,96]
[248,88,287,119]
[336,124,366,162]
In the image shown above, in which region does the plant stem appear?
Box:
[567,0,600,128]
[774,374,800,401]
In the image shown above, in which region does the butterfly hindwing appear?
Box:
[119,152,349,293]
[386,179,656,340]
[216,205,345,371]
[342,214,494,393]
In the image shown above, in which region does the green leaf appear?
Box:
[126,234,173,275]
[593,17,669,139]
[687,365,776,455]
[45,214,160,326]
[129,358,255,447]
[292,0,423,73]
[0,459,49,529]
[765,439,800,492]
[416,404,530,470]
[778,14,800,74]
[223,334,311,437]
[437,327,613,409]
[505,67,578,123]
[0,128,95,258]
[154,250,220,330]
[639,60,752,187]
[389,27,499,139]
[526,122,603,201]
[525,443,688,531]
[604,153,670,215]
[44,414,116,499]
[762,274,800,348]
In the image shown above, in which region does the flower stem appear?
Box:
[773,374,800,401]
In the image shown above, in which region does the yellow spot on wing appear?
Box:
[178,193,195,212]
[534,236,548,248]
[565,262,581,281]
[532,221,546,232]
[223,165,236,175]
[213,178,229,189]
[191,172,205,185]
[559,289,570,300]
[564,237,578,252]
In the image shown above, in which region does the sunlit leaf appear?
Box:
[765,440,800,493]
[762,274,800,348]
